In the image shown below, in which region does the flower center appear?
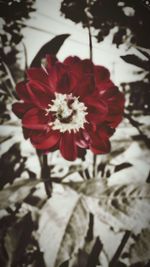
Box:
[46,93,88,133]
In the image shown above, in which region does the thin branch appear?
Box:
[93,154,97,178]
[109,231,131,267]
[2,62,16,88]
[2,62,16,99]
[42,154,52,198]
[88,24,93,61]
[22,42,28,71]
[37,151,52,198]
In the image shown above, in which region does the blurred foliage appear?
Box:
[121,49,150,115]
[61,0,150,149]
[0,0,36,124]
[0,0,36,65]
[60,0,150,48]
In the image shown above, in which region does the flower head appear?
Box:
[13,55,124,161]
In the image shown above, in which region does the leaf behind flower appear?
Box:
[30,34,70,67]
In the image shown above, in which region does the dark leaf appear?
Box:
[86,237,102,267]
[59,260,69,267]
[0,143,27,189]
[146,171,150,183]
[114,162,132,173]
[72,236,102,267]
[120,55,150,70]
[86,213,94,242]
[30,34,70,67]
[111,261,127,267]
[137,47,150,60]
[4,213,34,267]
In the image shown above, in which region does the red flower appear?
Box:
[12,55,124,161]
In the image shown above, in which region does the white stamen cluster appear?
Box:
[46,93,88,133]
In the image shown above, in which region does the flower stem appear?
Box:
[41,153,52,198]
[88,24,93,61]
[86,11,98,178]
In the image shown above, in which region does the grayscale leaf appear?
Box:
[38,188,89,267]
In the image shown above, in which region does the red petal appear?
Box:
[16,81,31,102]
[64,56,83,79]
[84,96,108,123]
[64,56,81,66]
[97,80,115,95]
[48,62,75,94]
[107,114,124,128]
[74,75,94,98]
[27,81,51,108]
[31,130,60,150]
[82,59,94,74]
[105,91,125,127]
[89,127,111,154]
[12,102,32,118]
[57,72,72,94]
[94,65,110,84]
[22,108,50,130]
[27,68,49,85]
[46,55,58,71]
[90,140,110,154]
[60,131,77,161]
[75,129,90,148]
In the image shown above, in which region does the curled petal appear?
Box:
[74,75,94,98]
[75,129,90,148]
[27,81,51,108]
[12,102,32,118]
[46,54,58,70]
[97,80,114,94]
[48,62,76,94]
[31,130,60,150]
[27,68,49,85]
[64,56,83,79]
[16,81,31,102]
[94,65,110,84]
[82,59,94,74]
[84,96,108,123]
[89,127,111,154]
[22,108,50,130]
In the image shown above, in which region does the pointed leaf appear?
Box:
[114,162,132,173]
[38,188,89,267]
[30,34,70,67]
[121,55,150,70]
[59,260,69,267]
